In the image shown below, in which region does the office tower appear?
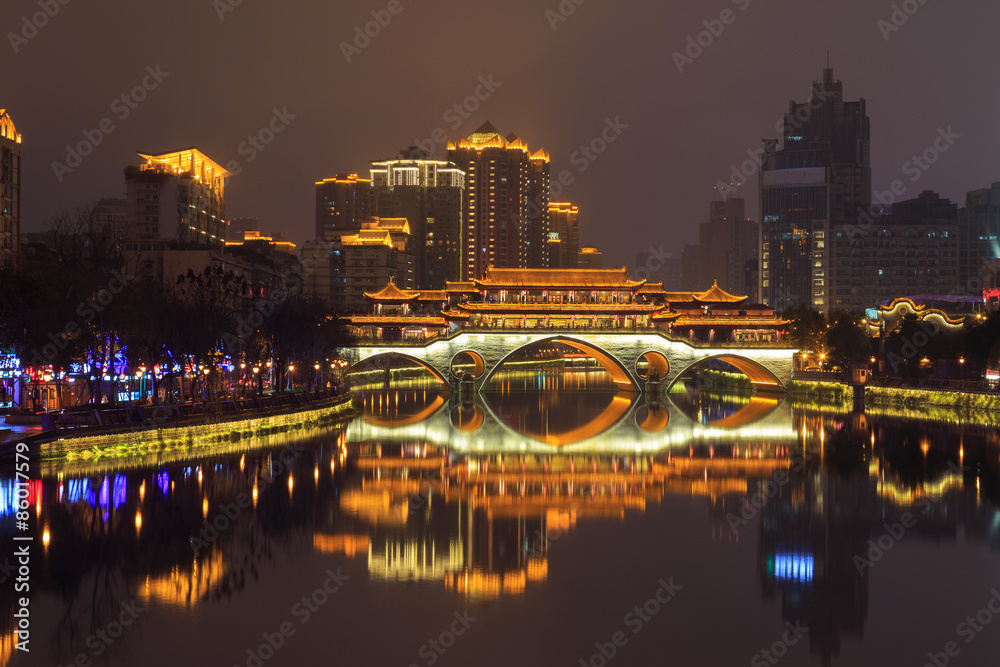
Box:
[760,67,871,311]
[635,248,683,290]
[831,191,958,309]
[0,109,21,272]
[370,151,465,289]
[331,217,415,313]
[125,149,229,247]
[681,244,700,291]
[315,173,372,239]
[958,182,1000,289]
[549,202,579,269]
[698,197,758,294]
[577,246,602,269]
[447,121,550,279]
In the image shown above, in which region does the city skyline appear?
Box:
[4,0,998,270]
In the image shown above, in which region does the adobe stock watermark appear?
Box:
[233,568,350,667]
[51,66,170,183]
[716,84,832,200]
[631,245,673,283]
[26,270,134,368]
[406,610,477,666]
[854,462,967,575]
[408,74,503,157]
[55,601,145,667]
[224,107,297,177]
[213,0,247,21]
[190,443,306,553]
[7,0,72,54]
[578,578,683,666]
[673,0,752,74]
[340,0,416,64]
[878,0,933,41]
[726,451,816,534]
[750,621,809,666]
[545,0,591,31]
[920,588,1000,667]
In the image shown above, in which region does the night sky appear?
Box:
[5,0,998,266]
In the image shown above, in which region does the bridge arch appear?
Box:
[451,350,486,378]
[670,354,785,391]
[347,352,449,386]
[481,335,639,391]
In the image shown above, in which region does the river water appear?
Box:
[3,371,1000,667]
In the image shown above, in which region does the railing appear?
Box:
[353,326,797,350]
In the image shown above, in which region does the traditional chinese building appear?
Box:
[349,267,788,343]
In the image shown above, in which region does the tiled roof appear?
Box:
[475,266,645,290]
[363,279,419,302]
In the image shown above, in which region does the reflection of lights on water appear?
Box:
[252,482,258,507]
[202,498,208,516]
[314,466,319,482]
[157,470,169,496]
[135,511,142,531]
[198,467,203,485]
[140,480,145,501]
[240,454,245,471]
[772,551,814,583]
[288,476,294,493]
[42,528,50,547]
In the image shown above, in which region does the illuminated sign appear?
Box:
[0,355,20,371]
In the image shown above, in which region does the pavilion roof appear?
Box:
[475,266,645,290]
[693,280,747,304]
[363,279,420,303]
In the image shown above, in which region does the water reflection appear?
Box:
[5,376,1000,666]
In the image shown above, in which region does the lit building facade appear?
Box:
[549,203,579,269]
[315,174,372,239]
[125,149,229,248]
[0,109,21,272]
[831,191,959,310]
[760,68,871,312]
[577,246,602,270]
[370,153,465,289]
[447,122,550,279]
[333,217,415,313]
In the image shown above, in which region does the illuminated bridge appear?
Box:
[347,329,796,394]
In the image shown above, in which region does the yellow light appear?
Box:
[42,529,50,547]
[198,468,203,484]
[288,476,294,492]
[240,454,245,471]
[135,512,142,530]
[140,481,146,501]
[252,483,259,507]
[314,466,319,482]
[202,498,208,516]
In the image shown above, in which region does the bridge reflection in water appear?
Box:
[14,378,1000,667]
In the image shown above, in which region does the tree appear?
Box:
[825,311,872,371]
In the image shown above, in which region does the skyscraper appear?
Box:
[370,152,465,289]
[698,197,758,295]
[958,182,1000,290]
[548,202,579,269]
[759,68,871,311]
[447,121,550,279]
[315,173,372,239]
[125,149,230,247]
[0,109,22,273]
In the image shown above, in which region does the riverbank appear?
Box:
[789,378,1000,426]
[18,391,359,464]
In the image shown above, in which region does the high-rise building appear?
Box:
[830,191,958,309]
[681,244,700,291]
[577,246,602,269]
[698,198,758,295]
[447,121,550,279]
[958,182,1000,289]
[370,152,465,289]
[331,217,415,313]
[315,174,372,239]
[549,203,579,269]
[0,109,22,272]
[125,149,229,248]
[759,68,871,311]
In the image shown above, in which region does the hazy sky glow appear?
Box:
[5,0,998,266]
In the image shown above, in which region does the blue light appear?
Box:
[157,469,170,496]
[773,551,814,583]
